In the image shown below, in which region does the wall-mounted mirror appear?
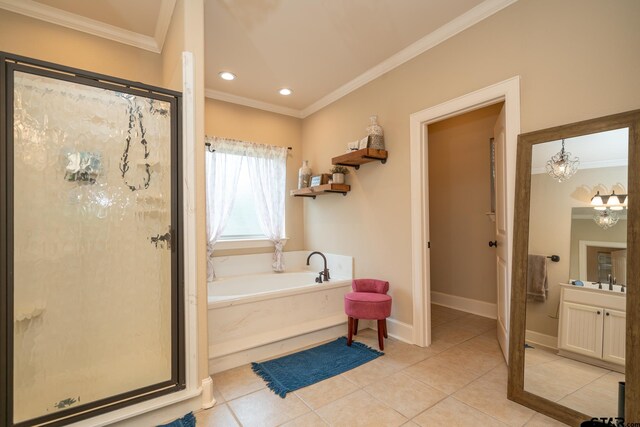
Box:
[507,110,640,425]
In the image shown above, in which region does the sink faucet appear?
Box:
[306,251,330,283]
[608,274,613,291]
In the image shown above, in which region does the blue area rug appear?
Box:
[157,412,195,427]
[252,336,383,398]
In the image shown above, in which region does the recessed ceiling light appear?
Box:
[219,71,236,81]
[279,88,292,96]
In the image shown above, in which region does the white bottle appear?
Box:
[298,160,311,188]
[366,115,385,150]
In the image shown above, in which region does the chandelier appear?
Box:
[545,139,579,182]
[593,208,620,230]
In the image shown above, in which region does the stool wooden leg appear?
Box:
[377,319,384,351]
[383,319,388,338]
[347,317,353,346]
[353,318,359,335]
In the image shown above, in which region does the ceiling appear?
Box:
[531,128,629,174]
[0,0,518,117]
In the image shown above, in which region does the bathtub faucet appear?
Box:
[307,251,330,283]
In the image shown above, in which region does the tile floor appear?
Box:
[524,346,624,418]
[195,305,569,426]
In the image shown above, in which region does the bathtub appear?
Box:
[207,251,353,373]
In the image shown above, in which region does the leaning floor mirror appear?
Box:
[507,110,640,425]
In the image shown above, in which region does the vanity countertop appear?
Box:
[560,282,626,296]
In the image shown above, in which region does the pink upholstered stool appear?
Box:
[344,279,392,350]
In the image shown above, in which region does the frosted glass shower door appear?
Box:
[2,56,183,427]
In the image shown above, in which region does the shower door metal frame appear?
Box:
[0,52,185,427]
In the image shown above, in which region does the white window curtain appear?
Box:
[205,137,243,280]
[205,136,288,279]
[245,144,288,272]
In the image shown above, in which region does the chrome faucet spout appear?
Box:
[307,251,330,282]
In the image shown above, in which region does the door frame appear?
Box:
[409,76,521,347]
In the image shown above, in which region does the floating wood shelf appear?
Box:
[332,148,388,170]
[290,184,350,199]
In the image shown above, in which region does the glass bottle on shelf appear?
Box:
[298,160,311,188]
[366,115,385,150]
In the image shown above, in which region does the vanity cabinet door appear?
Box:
[602,309,626,366]
[559,302,603,358]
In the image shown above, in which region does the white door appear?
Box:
[602,308,626,365]
[493,105,509,361]
[559,302,603,358]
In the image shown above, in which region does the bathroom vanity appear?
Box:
[557,283,625,373]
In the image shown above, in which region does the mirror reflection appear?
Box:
[524,128,628,418]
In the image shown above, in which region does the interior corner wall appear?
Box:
[427,104,502,304]
[0,9,162,85]
[161,0,185,91]
[300,0,640,326]
[204,98,304,256]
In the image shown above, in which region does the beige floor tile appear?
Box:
[194,404,239,427]
[435,343,504,375]
[431,324,480,346]
[401,422,420,427]
[315,389,408,427]
[364,371,446,418]
[524,357,609,402]
[227,388,310,427]
[294,374,358,410]
[213,365,265,401]
[341,357,399,387]
[431,305,468,322]
[557,371,623,418]
[281,411,328,426]
[379,343,437,370]
[413,396,507,427]
[524,347,563,367]
[449,314,497,335]
[403,354,484,395]
[454,365,536,426]
[525,413,570,426]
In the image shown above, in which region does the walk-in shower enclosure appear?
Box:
[0,53,184,427]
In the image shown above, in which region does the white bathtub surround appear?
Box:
[208,251,353,373]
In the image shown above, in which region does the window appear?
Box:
[205,137,288,277]
[219,159,267,240]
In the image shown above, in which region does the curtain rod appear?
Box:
[205,141,292,152]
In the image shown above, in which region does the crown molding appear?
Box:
[205,88,304,119]
[300,0,519,118]
[0,0,175,54]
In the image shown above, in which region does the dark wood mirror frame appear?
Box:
[507,109,640,426]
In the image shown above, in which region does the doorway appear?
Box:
[426,102,503,321]
[409,77,521,361]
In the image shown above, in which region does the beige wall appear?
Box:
[301,0,640,325]
[205,98,304,256]
[428,104,501,303]
[528,166,628,338]
[0,9,163,86]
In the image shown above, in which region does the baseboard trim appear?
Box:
[364,317,414,344]
[200,377,215,409]
[431,291,497,319]
[525,329,558,351]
